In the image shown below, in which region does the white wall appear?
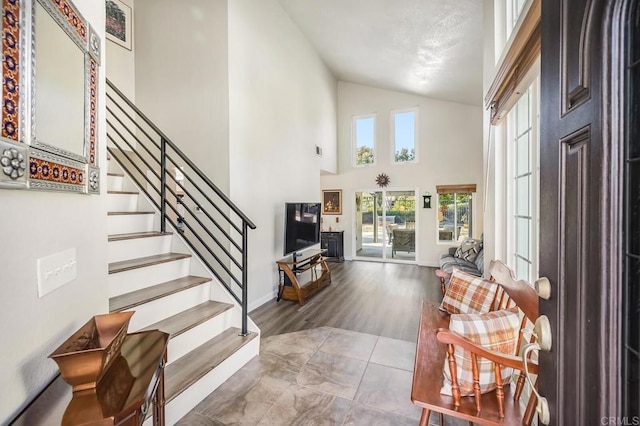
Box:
[0,0,108,422]
[105,0,135,100]
[228,0,337,308]
[322,81,483,267]
[133,0,230,192]
[482,0,499,272]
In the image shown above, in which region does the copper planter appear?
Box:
[49,311,134,392]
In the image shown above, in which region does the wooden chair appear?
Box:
[411,260,540,426]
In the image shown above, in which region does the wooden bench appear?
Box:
[411,260,540,426]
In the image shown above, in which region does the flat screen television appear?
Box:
[284,202,321,256]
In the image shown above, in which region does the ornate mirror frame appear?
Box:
[0,0,101,193]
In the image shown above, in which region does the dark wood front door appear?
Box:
[539,0,628,423]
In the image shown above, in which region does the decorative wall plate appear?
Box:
[375,173,390,188]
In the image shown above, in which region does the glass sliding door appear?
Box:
[386,190,416,261]
[355,191,384,259]
[354,189,416,262]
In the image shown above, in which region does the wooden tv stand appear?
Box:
[276,249,331,305]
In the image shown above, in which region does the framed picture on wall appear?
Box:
[322,190,342,215]
[106,0,133,50]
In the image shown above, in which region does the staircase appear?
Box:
[105,80,260,424]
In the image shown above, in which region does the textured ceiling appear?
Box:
[278,0,484,106]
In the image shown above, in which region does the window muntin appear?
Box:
[391,108,418,163]
[353,114,376,167]
[438,193,473,242]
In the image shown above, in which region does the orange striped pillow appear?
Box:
[440,269,497,315]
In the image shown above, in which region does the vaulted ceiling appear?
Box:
[278,0,484,106]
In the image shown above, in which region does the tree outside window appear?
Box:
[356,146,374,165]
[354,115,375,166]
[438,193,472,242]
[392,108,418,163]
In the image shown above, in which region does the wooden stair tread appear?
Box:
[108,231,172,242]
[109,275,211,312]
[164,328,258,403]
[140,301,234,337]
[108,211,154,216]
[107,190,139,195]
[108,253,191,274]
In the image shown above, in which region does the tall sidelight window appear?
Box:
[506,81,539,282]
[353,114,376,167]
[623,0,640,416]
[391,107,418,163]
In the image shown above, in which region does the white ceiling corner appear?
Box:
[278,0,484,106]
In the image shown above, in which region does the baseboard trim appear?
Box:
[248,289,278,313]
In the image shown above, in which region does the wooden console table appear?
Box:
[12,330,169,426]
[276,249,331,305]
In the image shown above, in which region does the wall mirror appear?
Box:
[0,0,101,193]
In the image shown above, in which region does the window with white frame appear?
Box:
[391,107,418,163]
[506,80,539,282]
[437,191,473,242]
[353,114,376,167]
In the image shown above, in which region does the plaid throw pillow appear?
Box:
[454,238,483,262]
[440,270,497,315]
[441,308,520,396]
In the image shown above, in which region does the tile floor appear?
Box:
[177,327,466,425]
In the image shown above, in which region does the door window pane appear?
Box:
[355,190,416,261]
[517,134,530,175]
[387,190,416,261]
[516,217,530,258]
[516,91,530,136]
[517,175,530,216]
[516,256,530,281]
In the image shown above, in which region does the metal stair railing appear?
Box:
[105,79,256,336]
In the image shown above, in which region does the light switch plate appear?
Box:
[37,248,77,298]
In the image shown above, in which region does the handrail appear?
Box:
[105,78,254,336]
[106,80,256,230]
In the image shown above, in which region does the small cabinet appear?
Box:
[321,231,344,262]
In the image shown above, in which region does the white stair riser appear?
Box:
[107,158,123,174]
[108,214,155,235]
[127,285,210,331]
[166,310,233,365]
[109,258,191,297]
[162,337,259,426]
[108,193,139,212]
[107,175,124,191]
[108,235,172,263]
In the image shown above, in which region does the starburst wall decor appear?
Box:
[375,173,390,188]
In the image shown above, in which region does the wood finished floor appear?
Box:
[250,260,442,342]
